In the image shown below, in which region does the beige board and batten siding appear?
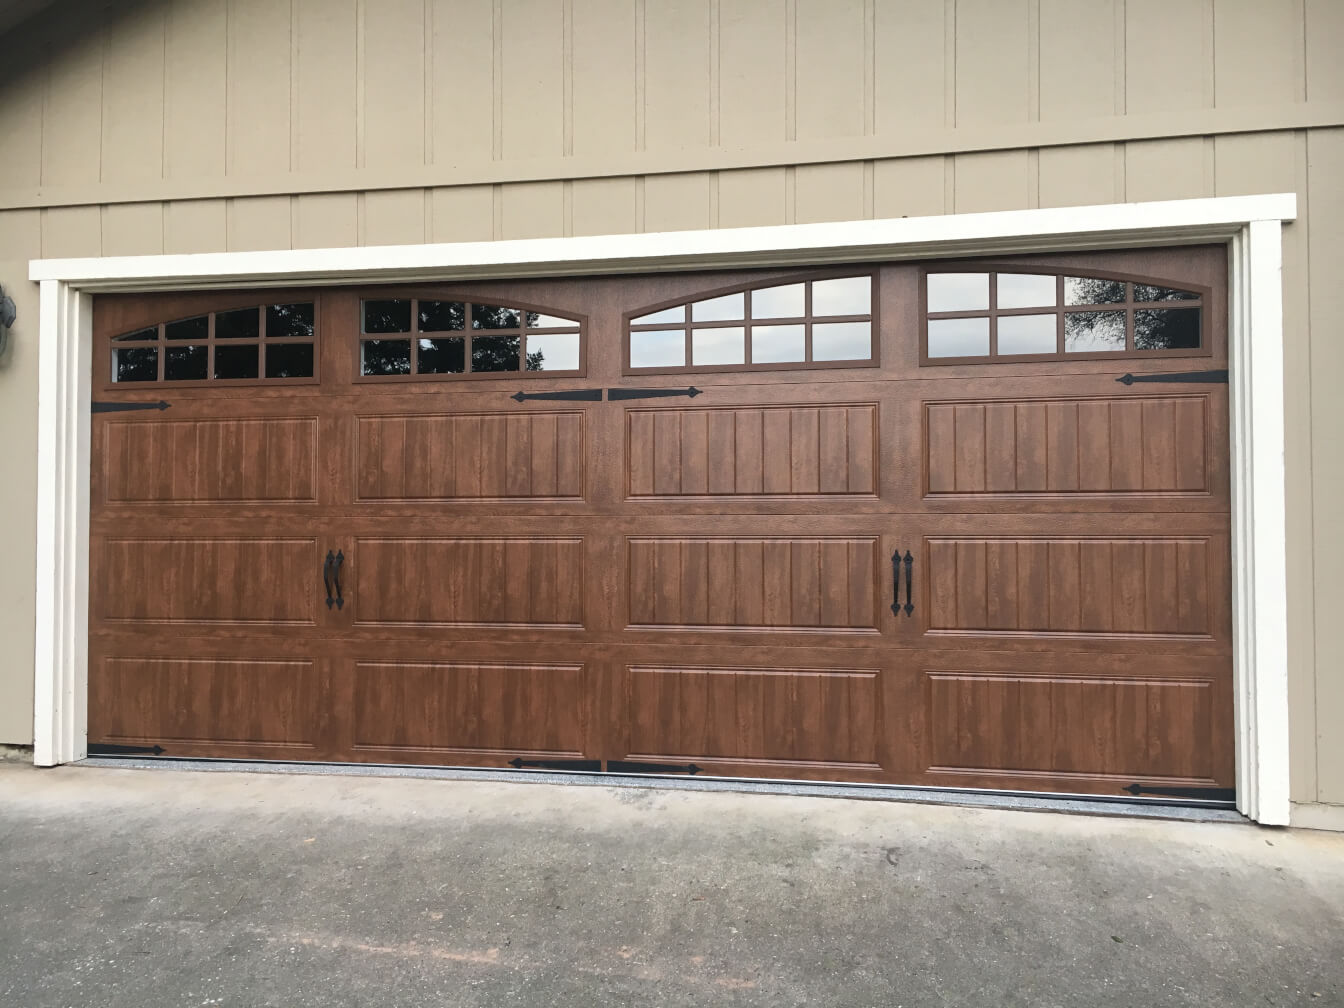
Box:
[0,0,1340,817]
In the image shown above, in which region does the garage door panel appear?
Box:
[90,656,322,752]
[349,660,588,760]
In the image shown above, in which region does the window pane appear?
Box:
[165,344,208,381]
[264,343,313,379]
[750,284,805,319]
[1064,277,1125,305]
[927,273,988,313]
[630,329,685,368]
[471,334,522,371]
[691,293,745,322]
[417,337,466,374]
[751,324,805,363]
[418,300,465,332]
[214,343,259,380]
[997,314,1056,355]
[113,327,157,342]
[813,321,872,361]
[527,313,578,329]
[113,347,157,382]
[812,277,871,316]
[526,332,580,371]
[928,317,989,358]
[997,274,1055,309]
[216,307,260,340]
[364,300,411,334]
[1135,308,1200,350]
[1133,284,1198,303]
[268,302,314,339]
[632,306,685,326]
[361,339,412,375]
[472,304,522,330]
[692,326,745,365]
[165,316,208,341]
[1064,310,1126,352]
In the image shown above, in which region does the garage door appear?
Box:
[88,246,1234,801]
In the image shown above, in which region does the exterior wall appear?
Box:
[0,0,1339,809]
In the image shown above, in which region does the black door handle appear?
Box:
[891,548,914,618]
[902,550,914,617]
[323,550,336,609]
[332,549,345,610]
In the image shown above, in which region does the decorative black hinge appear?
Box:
[91,400,171,414]
[507,757,603,771]
[510,388,604,402]
[88,742,166,756]
[607,760,702,775]
[1123,783,1236,802]
[1116,370,1228,386]
[608,387,702,401]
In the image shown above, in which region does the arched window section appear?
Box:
[625,272,876,373]
[110,302,316,383]
[358,298,583,379]
[923,268,1209,363]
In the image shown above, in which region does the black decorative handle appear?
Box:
[890,550,902,616]
[902,551,914,617]
[323,550,336,610]
[332,550,345,610]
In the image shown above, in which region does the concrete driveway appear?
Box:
[1,763,1340,1007]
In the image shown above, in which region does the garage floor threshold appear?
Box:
[77,756,1245,825]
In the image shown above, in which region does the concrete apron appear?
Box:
[1,763,1341,1007]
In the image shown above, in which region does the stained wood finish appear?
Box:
[89,246,1235,799]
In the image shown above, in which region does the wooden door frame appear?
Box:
[28,193,1296,823]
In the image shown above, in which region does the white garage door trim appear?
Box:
[29,193,1296,824]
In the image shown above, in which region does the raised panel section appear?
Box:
[926,672,1215,780]
[627,537,878,631]
[625,665,880,767]
[356,411,585,501]
[926,538,1213,637]
[103,417,318,504]
[926,395,1211,495]
[98,538,318,625]
[354,538,585,628]
[627,405,876,498]
[91,658,319,747]
[352,661,586,757]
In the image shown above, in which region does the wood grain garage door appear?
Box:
[89,246,1234,801]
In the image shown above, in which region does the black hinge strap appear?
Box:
[607,760,702,775]
[510,388,604,402]
[1116,370,1228,385]
[507,757,603,771]
[88,742,166,756]
[608,387,702,401]
[1123,783,1236,801]
[91,400,171,413]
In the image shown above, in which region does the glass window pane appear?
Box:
[264,343,313,379]
[417,337,466,374]
[165,344,208,381]
[812,277,871,316]
[418,301,465,332]
[632,306,685,326]
[165,316,208,341]
[361,339,412,375]
[1135,308,1200,350]
[214,343,259,380]
[1133,284,1199,303]
[997,314,1056,355]
[750,324,806,363]
[526,332,580,371]
[1064,310,1126,352]
[113,327,157,342]
[928,317,989,358]
[113,347,157,382]
[527,313,577,329]
[750,284,805,319]
[927,273,988,313]
[364,300,411,334]
[472,304,522,330]
[267,302,314,339]
[813,321,872,361]
[1064,277,1125,305]
[216,307,260,340]
[630,329,686,368]
[691,293,745,322]
[471,334,522,371]
[997,274,1056,309]
[692,326,745,366]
